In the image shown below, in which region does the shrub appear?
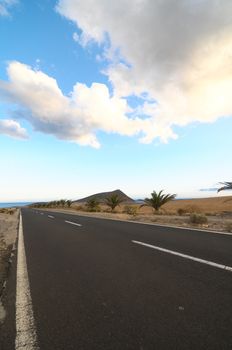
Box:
[224,222,232,233]
[189,213,208,225]
[75,205,84,211]
[86,198,100,212]
[0,208,15,214]
[177,208,186,216]
[123,205,138,216]
[7,209,15,215]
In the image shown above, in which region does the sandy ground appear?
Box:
[163,195,232,215]
[0,209,19,300]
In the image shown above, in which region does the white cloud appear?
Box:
[0,61,169,147]
[72,32,80,43]
[0,0,17,16]
[0,119,28,139]
[57,0,232,141]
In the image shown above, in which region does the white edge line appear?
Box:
[65,220,82,227]
[15,212,39,349]
[35,209,232,236]
[132,240,232,272]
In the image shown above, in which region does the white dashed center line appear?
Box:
[65,220,82,227]
[132,240,232,272]
[48,215,54,219]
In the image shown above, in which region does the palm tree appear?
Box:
[59,199,66,207]
[142,190,176,212]
[86,197,100,212]
[66,200,72,207]
[217,182,232,192]
[105,194,124,212]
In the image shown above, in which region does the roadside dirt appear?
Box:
[0,210,18,300]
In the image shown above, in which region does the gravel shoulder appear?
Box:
[0,209,19,298]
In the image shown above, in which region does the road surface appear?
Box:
[1,208,232,349]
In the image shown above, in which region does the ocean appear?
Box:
[0,202,31,208]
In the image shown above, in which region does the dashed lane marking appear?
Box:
[65,220,82,227]
[48,215,54,219]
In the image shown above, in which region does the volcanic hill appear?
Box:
[74,189,134,204]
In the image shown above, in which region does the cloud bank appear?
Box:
[1,61,167,147]
[199,188,218,192]
[56,0,232,142]
[1,1,232,146]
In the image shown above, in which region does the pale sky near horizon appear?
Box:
[0,0,232,202]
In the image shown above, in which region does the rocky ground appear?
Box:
[0,209,18,323]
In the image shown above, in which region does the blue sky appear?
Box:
[0,0,232,201]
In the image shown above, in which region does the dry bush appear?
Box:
[123,205,138,216]
[75,205,85,211]
[189,213,208,225]
[7,209,15,215]
[177,208,187,216]
[0,208,15,215]
[185,205,202,214]
[101,204,120,213]
[85,205,101,213]
[224,222,232,233]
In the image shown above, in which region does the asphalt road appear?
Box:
[2,208,232,349]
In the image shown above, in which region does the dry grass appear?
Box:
[163,196,232,215]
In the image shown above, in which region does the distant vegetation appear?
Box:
[31,199,72,208]
[141,190,176,212]
[30,189,177,214]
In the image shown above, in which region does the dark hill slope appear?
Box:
[74,189,134,204]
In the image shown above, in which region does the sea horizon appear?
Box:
[0,202,32,208]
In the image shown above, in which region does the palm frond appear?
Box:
[142,190,176,211]
[218,182,232,192]
[105,194,123,211]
